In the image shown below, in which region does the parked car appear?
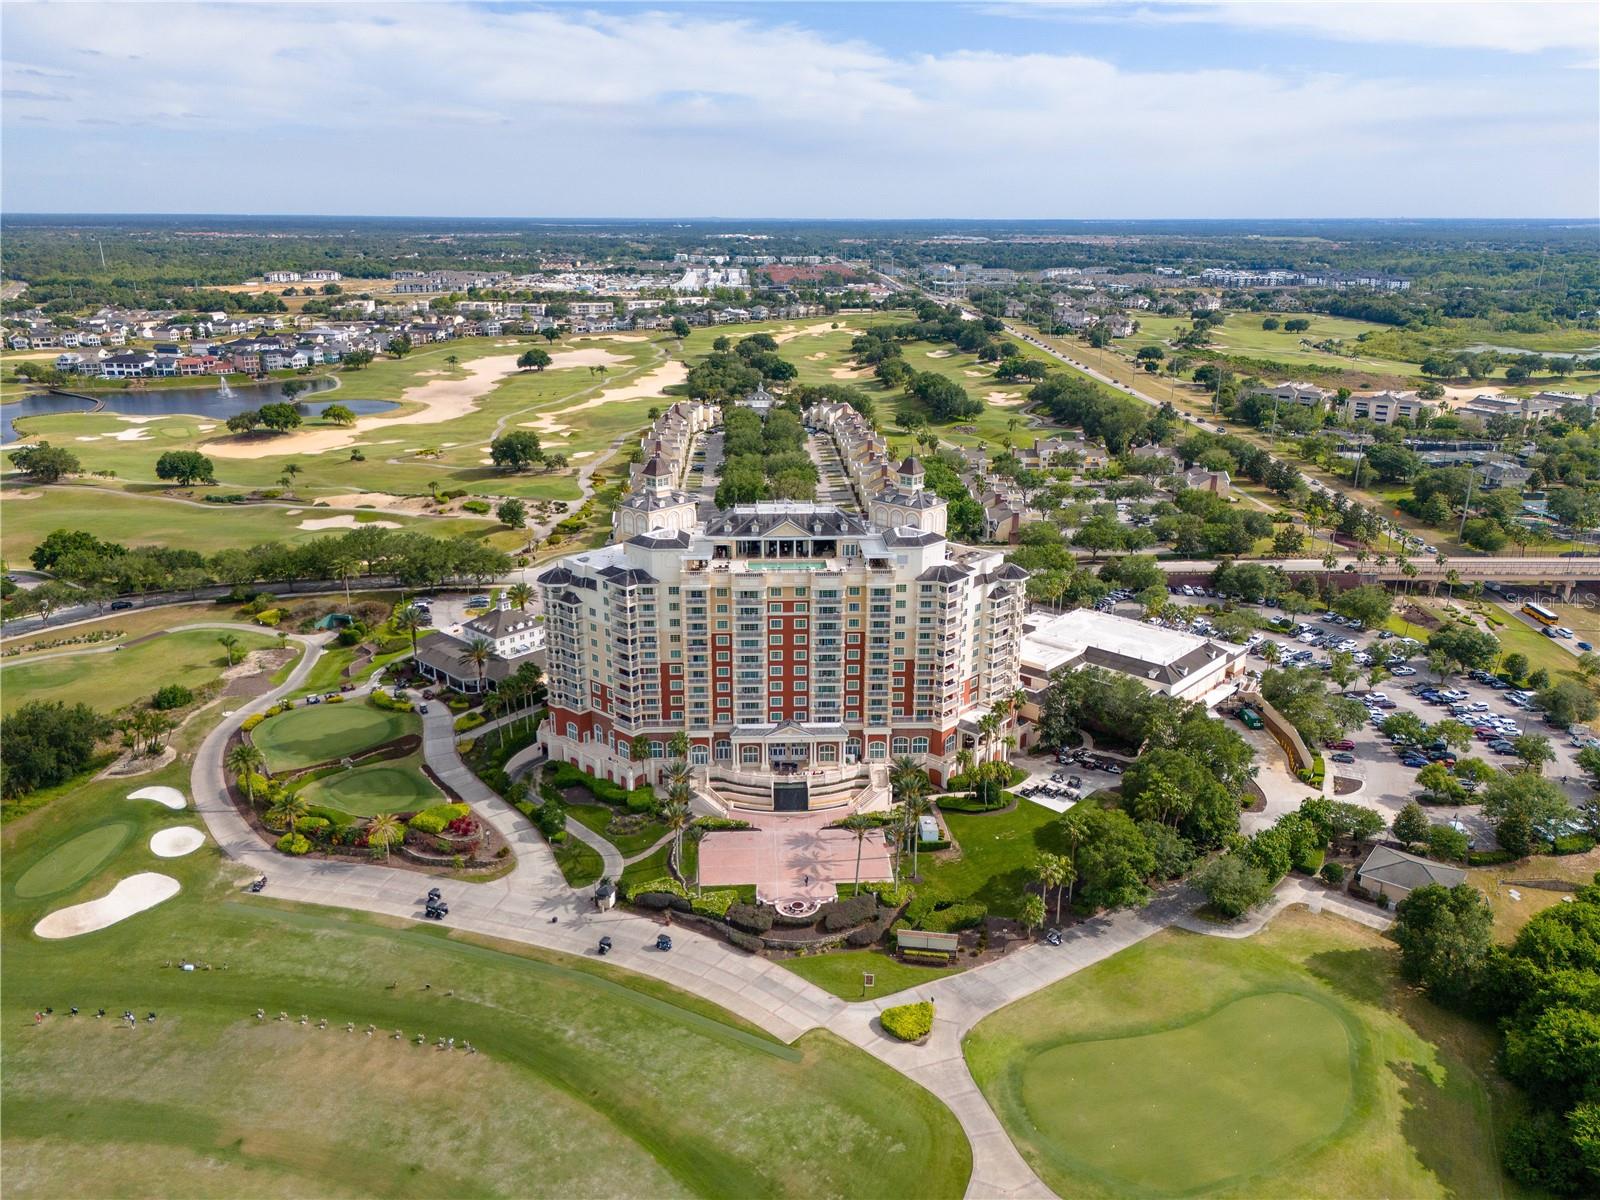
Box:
[109,599,134,611]
[1323,739,1355,751]
[1330,752,1356,764]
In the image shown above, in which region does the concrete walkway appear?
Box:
[190,637,1384,1200]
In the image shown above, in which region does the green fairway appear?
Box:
[250,702,416,772]
[553,833,605,888]
[0,483,497,560]
[295,755,440,816]
[12,820,136,900]
[3,766,972,1200]
[918,800,1064,919]
[778,948,960,999]
[1,628,278,715]
[965,910,1536,1200]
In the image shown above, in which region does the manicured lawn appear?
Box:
[296,755,440,817]
[567,803,668,857]
[0,483,494,560]
[1469,847,1600,940]
[2,766,971,1200]
[250,702,417,772]
[1,628,278,714]
[779,949,960,1000]
[553,834,605,889]
[916,800,1065,919]
[965,910,1536,1200]
[619,841,674,891]
[11,820,136,900]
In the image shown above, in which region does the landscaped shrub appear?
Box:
[846,920,886,947]
[461,499,492,514]
[819,893,878,932]
[1552,833,1597,855]
[368,691,412,713]
[727,902,773,934]
[901,896,986,932]
[276,832,311,855]
[693,817,754,832]
[1319,861,1346,885]
[297,816,331,839]
[151,684,195,710]
[727,929,765,954]
[407,802,470,835]
[255,609,282,627]
[241,714,266,732]
[446,695,471,712]
[860,880,915,909]
[880,1001,934,1042]
[544,761,657,812]
[454,711,486,733]
[690,890,739,919]
[634,891,678,910]
[624,875,688,903]
[324,693,345,703]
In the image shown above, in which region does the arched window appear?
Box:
[868,740,887,760]
[650,741,665,759]
[714,740,732,762]
[911,736,929,754]
[891,736,910,754]
[565,721,578,739]
[689,744,709,765]
[846,738,862,762]
[817,743,838,763]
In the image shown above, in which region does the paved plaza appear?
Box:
[699,810,894,902]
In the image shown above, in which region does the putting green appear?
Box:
[1013,990,1355,1196]
[251,703,415,772]
[12,822,135,900]
[297,759,440,816]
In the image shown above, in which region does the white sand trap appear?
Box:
[128,786,186,810]
[415,369,445,377]
[35,873,180,939]
[203,352,538,459]
[285,508,303,515]
[925,349,952,359]
[479,457,494,465]
[986,390,1024,405]
[520,360,688,435]
[829,366,872,380]
[314,491,432,513]
[116,415,166,424]
[545,347,631,369]
[963,369,990,378]
[298,515,400,531]
[197,424,217,432]
[108,428,153,442]
[75,435,103,442]
[571,450,595,459]
[150,827,205,858]
[772,322,858,345]
[806,351,829,361]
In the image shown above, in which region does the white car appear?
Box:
[1391,666,1417,677]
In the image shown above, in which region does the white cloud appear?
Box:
[0,2,1594,216]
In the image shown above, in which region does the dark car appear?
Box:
[1488,739,1516,753]
[1401,755,1429,768]
[1323,739,1355,751]
[1330,752,1355,763]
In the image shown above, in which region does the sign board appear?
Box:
[896,930,960,954]
[862,973,875,989]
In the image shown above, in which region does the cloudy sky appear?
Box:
[3,1,1596,218]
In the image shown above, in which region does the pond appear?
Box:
[1,378,398,444]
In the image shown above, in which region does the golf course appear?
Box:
[295,755,440,817]
[964,909,1534,1200]
[3,758,973,1200]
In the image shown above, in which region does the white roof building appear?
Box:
[1018,608,1249,705]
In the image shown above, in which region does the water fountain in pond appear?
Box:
[217,375,233,397]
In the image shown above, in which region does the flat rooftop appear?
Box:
[1021,607,1242,685]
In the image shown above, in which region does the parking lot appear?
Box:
[1013,749,1128,813]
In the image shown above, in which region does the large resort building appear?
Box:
[536,401,1027,816]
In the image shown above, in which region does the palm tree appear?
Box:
[217,632,241,665]
[508,582,533,611]
[952,747,974,783]
[465,637,494,694]
[394,605,423,659]
[890,755,928,804]
[904,792,933,880]
[366,813,403,861]
[226,743,265,805]
[663,799,692,876]
[1057,809,1089,904]
[268,793,308,835]
[842,811,875,897]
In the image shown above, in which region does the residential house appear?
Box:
[1355,845,1465,902]
[1343,390,1430,426]
[1251,380,1336,408]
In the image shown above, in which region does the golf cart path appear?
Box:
[191,636,1370,1200]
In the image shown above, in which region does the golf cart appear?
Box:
[424,900,448,921]
[655,933,673,952]
[249,875,268,893]
[1045,927,1064,946]
[598,935,613,956]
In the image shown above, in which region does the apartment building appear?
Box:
[1343,389,1430,425]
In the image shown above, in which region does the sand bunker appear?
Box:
[127,786,186,810]
[75,435,102,442]
[34,872,181,939]
[199,346,625,460]
[520,360,689,435]
[108,428,153,442]
[314,492,433,513]
[963,369,990,378]
[925,349,952,359]
[829,366,872,380]
[150,827,205,858]
[116,415,166,424]
[298,515,400,531]
[806,351,829,361]
[772,322,858,344]
[986,391,1024,405]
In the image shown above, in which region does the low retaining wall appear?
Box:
[1238,690,1313,773]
